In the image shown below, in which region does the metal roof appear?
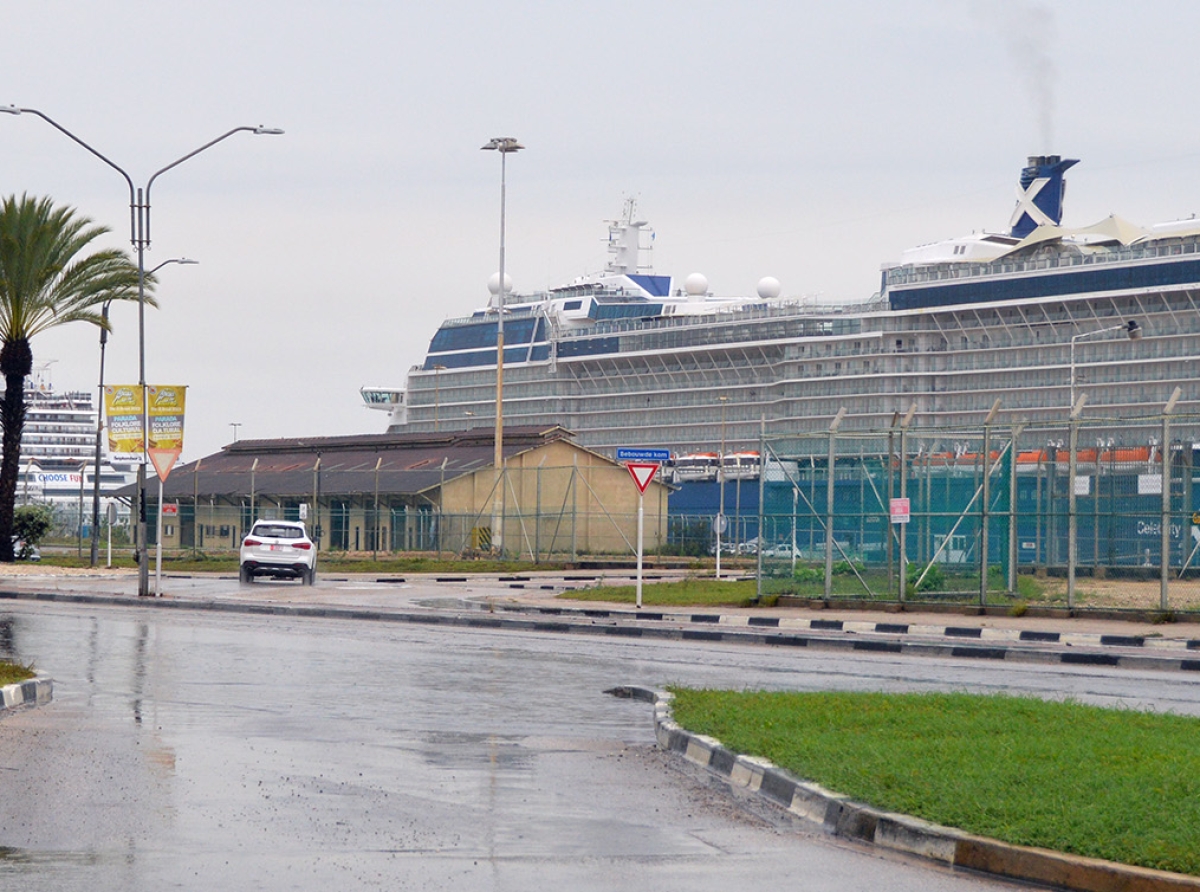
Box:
[142,425,577,500]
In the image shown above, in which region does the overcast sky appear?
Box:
[5,1,1200,460]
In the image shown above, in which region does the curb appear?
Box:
[2,589,1197,674]
[487,599,1200,654]
[483,600,1200,673]
[608,685,1200,892]
[0,675,52,714]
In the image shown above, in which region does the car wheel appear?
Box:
[302,567,315,586]
[240,564,253,584]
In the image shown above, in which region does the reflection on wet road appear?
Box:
[1,601,1184,890]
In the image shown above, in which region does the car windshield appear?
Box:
[252,524,304,540]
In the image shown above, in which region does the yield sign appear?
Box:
[626,462,659,494]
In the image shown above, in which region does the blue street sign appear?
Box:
[616,447,671,463]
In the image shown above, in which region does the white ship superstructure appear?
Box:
[6,367,136,514]
[371,158,1200,457]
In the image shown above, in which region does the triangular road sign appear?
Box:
[626,462,659,494]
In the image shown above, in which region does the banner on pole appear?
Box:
[147,385,187,482]
[104,385,145,459]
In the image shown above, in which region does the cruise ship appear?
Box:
[367,156,1200,458]
[7,366,137,516]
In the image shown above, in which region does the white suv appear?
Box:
[239,520,317,585]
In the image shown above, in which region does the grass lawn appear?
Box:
[0,659,35,686]
[558,573,1047,608]
[559,577,761,607]
[669,688,1200,876]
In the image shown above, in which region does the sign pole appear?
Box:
[622,457,663,610]
[636,490,644,609]
[156,476,164,597]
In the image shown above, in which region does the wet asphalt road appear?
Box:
[1,590,1197,890]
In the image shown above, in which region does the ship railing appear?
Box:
[886,233,1200,289]
[551,298,878,342]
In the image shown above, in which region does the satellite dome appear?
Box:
[487,272,514,295]
[756,276,782,300]
[684,272,708,296]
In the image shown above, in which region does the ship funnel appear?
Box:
[1008,154,1079,238]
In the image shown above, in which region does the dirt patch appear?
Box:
[1034,575,1200,612]
[0,564,133,578]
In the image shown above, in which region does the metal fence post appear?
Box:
[757,418,766,601]
[980,400,1001,606]
[1161,387,1182,611]
[1068,395,1086,609]
[249,457,258,527]
[824,409,847,598]
[1007,423,1026,594]
[886,412,899,594]
[898,403,916,602]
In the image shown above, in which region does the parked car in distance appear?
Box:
[12,538,39,561]
[239,520,316,585]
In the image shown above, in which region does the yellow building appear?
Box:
[150,425,668,559]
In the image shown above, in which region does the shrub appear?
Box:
[793,566,822,584]
[13,504,53,553]
[906,560,944,593]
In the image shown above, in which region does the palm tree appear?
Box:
[0,194,148,561]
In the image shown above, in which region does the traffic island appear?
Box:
[0,676,52,714]
[608,685,1200,892]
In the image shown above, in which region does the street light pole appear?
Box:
[90,257,196,567]
[481,137,523,556]
[1,106,283,595]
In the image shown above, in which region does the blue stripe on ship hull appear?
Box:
[889,257,1200,311]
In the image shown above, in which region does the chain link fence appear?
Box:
[756,408,1200,613]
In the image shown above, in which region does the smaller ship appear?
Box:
[6,365,137,525]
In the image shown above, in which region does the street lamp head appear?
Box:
[481,137,524,153]
[0,105,21,116]
[1126,319,1142,340]
[252,126,285,135]
[146,256,199,276]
